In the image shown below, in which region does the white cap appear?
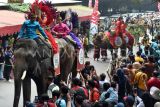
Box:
[154,102,160,107]
[150,86,160,100]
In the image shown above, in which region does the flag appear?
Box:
[89,0,100,45]
[88,0,92,8]
[158,2,160,11]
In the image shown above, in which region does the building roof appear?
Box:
[23,0,82,4]
[0,5,92,36]
[0,10,25,36]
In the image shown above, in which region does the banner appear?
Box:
[88,0,93,8]
[77,49,84,71]
[89,0,100,45]
[54,52,60,76]
[158,2,160,12]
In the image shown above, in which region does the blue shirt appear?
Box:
[56,99,66,107]
[105,87,118,103]
[18,20,48,39]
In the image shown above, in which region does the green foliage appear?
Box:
[131,0,144,4]
[9,3,29,13]
[127,25,145,42]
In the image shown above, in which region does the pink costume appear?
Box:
[52,23,70,38]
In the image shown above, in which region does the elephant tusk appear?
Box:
[21,70,27,80]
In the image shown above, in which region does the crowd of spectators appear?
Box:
[25,48,160,107]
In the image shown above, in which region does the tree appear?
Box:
[81,0,156,16]
[131,0,144,4]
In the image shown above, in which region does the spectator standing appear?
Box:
[81,61,91,80]
[0,50,4,80]
[144,55,156,79]
[147,71,160,90]
[105,82,118,105]
[3,46,13,81]
[134,67,148,97]
[47,76,60,99]
[116,68,131,102]
[123,95,135,107]
[135,51,144,64]
[140,92,155,107]
[74,95,84,107]
[83,33,89,58]
[56,86,68,107]
[99,73,107,93]
[99,82,110,101]
[88,80,100,103]
[127,64,136,86]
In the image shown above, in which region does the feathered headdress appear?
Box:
[27,0,58,26]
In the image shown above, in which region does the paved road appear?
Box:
[0,47,138,107]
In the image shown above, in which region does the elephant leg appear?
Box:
[110,49,113,60]
[61,58,74,82]
[13,79,22,107]
[34,77,45,96]
[129,47,133,53]
[23,77,31,107]
[120,46,126,57]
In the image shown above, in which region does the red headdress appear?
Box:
[27,0,58,26]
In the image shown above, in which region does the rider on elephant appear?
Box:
[52,16,82,49]
[18,13,49,47]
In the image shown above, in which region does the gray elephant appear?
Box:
[13,38,77,107]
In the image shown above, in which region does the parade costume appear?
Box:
[52,22,70,38]
[69,32,82,49]
[52,17,82,49]
[59,9,82,49]
[27,0,58,53]
[19,20,48,40]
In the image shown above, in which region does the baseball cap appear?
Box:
[150,86,160,100]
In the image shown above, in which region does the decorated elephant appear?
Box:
[13,38,76,107]
[105,30,134,57]
[93,24,134,59]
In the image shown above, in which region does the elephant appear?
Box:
[93,32,134,60]
[13,38,77,107]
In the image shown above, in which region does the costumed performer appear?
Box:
[52,17,81,48]
[18,13,48,45]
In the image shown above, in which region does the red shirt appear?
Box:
[90,87,100,102]
[147,77,160,90]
